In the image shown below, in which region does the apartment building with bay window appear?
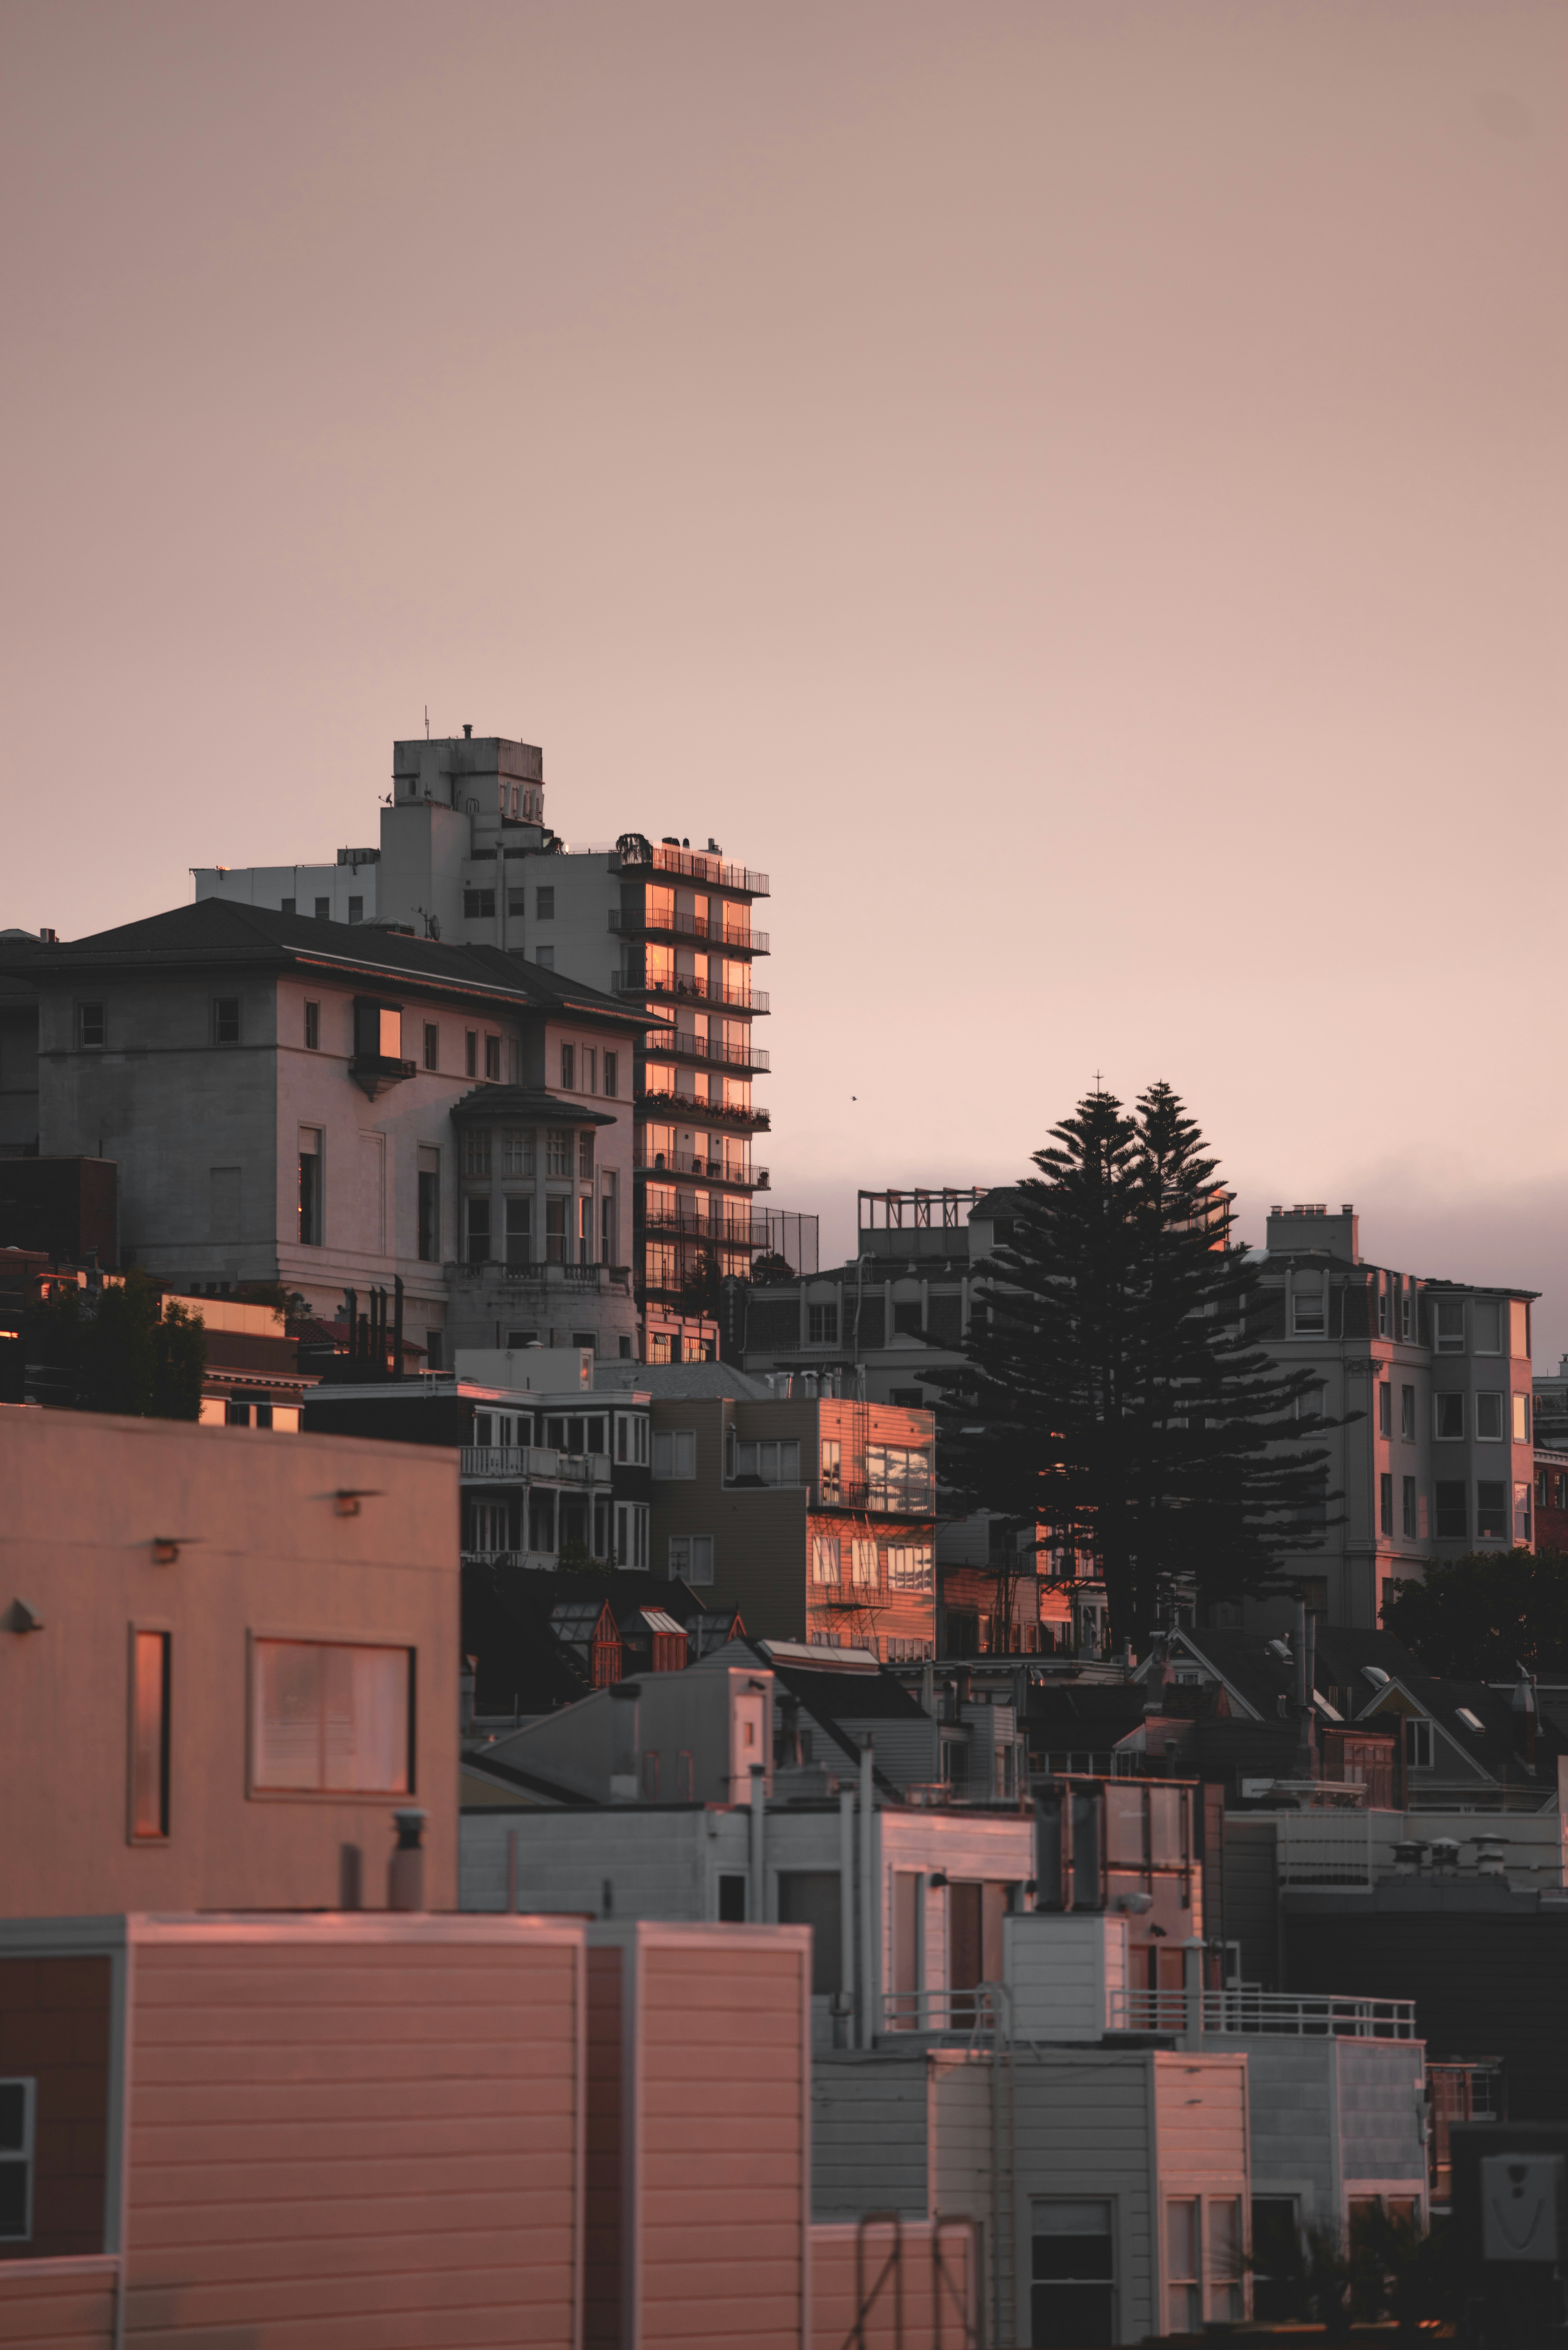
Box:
[0,898,646,1365]
[614,1369,939,1655]
[1242,1204,1538,1632]
[193,728,786,1364]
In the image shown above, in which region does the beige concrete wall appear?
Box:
[0,1411,459,1916]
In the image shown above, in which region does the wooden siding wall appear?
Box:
[633,1931,809,2347]
[1152,2052,1249,2185]
[810,2218,975,2349]
[0,2255,119,2350]
[461,1806,748,1921]
[1006,2053,1158,2345]
[585,1946,624,2350]
[1003,1914,1124,2042]
[811,2054,932,2219]
[123,1924,584,2348]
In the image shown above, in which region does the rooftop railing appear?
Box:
[614,841,769,896]
[1108,1987,1419,2040]
[460,1447,612,1484]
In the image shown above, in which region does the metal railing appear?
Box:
[614,841,769,896]
[635,1147,763,1187]
[642,1208,772,1245]
[610,908,769,954]
[446,1260,632,1292]
[645,1029,770,1073]
[616,973,769,1013]
[1107,1987,1418,2040]
[639,1086,770,1130]
[880,1985,1014,2040]
[460,1447,612,1484]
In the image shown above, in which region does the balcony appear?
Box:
[1108,1987,1418,2041]
[609,908,768,956]
[613,841,769,897]
[635,1147,765,1189]
[641,1206,772,1247]
[349,1052,418,1101]
[460,1446,612,1485]
[638,1085,770,1132]
[614,973,769,1014]
[645,1030,770,1075]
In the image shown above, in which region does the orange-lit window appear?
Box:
[252,1640,412,1795]
[130,1630,170,1841]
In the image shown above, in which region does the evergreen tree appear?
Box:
[939,1082,1338,1648]
[1383,1548,1568,1679]
[22,1272,206,1421]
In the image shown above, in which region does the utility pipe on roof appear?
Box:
[858,1736,875,2048]
[750,1764,767,1925]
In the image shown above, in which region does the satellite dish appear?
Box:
[428,915,441,941]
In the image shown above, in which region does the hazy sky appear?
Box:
[4,3,1564,1350]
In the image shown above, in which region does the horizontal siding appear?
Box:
[1013,2053,1157,2345]
[1337,2041,1426,2189]
[125,1933,581,2347]
[0,2260,117,2350]
[1242,2038,1336,2217]
[1005,1915,1118,2040]
[813,2056,931,2218]
[1153,2053,1248,2182]
[812,2219,975,2348]
[638,1940,806,2348]
[461,1805,731,1917]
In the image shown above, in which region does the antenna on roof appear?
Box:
[425,703,430,740]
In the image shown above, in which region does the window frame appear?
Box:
[0,2078,37,2245]
[1475,1391,1504,1443]
[423,1021,439,1071]
[128,1625,172,1844]
[1404,1716,1435,1770]
[76,1000,107,1049]
[651,1428,697,1480]
[304,1000,320,1051]
[297,1127,324,1247]
[1434,1299,1466,1354]
[210,995,242,1046]
[1433,1393,1465,1443]
[247,1633,416,1799]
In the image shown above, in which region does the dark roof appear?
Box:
[768,1659,930,1724]
[449,1085,618,1127]
[0,898,652,1030]
[461,1562,591,1716]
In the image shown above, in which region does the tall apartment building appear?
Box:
[193,727,779,1361]
[1242,1203,1538,1630]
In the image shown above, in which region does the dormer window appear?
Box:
[1292,1276,1326,1336]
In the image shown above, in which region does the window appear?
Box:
[505,1196,531,1267]
[1167,2199,1201,2333]
[211,997,241,1044]
[718,1875,747,1922]
[578,1130,595,1177]
[1473,1298,1502,1354]
[1404,1717,1434,1770]
[604,1051,618,1097]
[304,1000,320,1050]
[547,1129,573,1176]
[75,1000,107,1050]
[886,1543,934,1593]
[463,1030,477,1077]
[1514,1393,1532,1443]
[298,1128,323,1246]
[776,1872,843,1994]
[348,896,363,924]
[1434,1394,1465,1441]
[668,1534,713,1585]
[314,897,329,920]
[464,1197,491,1265]
[1378,1383,1391,1437]
[1380,1474,1393,1536]
[461,1128,492,1177]
[501,1127,534,1176]
[820,1440,841,1501]
[507,886,526,916]
[463,888,496,918]
[1401,1288,1413,1340]
[1378,1288,1390,1337]
[484,1034,501,1081]
[1032,2200,1113,2349]
[851,1539,879,1588]
[1250,2198,1300,2323]
[812,1535,841,1584]
[583,1048,597,1095]
[131,1628,171,1840]
[546,1196,568,1262]
[652,1428,697,1479]
[1401,1385,1416,1440]
[1402,1475,1417,1538]
[730,1437,801,1485]
[1476,1391,1503,1442]
[0,2079,35,2243]
[1435,1480,1467,1539]
[537,886,555,919]
[560,1042,576,1089]
[1207,2198,1243,2323]
[865,1444,933,1512]
[808,1302,839,1346]
[577,1194,593,1264]
[894,1300,923,1337]
[252,1640,412,1793]
[1435,1299,1466,1353]
[281,896,296,916]
[423,1022,439,1070]
[1515,1480,1532,1544]
[1292,1277,1326,1336]
[535,944,555,969]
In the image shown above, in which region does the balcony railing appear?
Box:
[461,1447,611,1484]
[615,973,769,1014]
[1107,1988,1418,2040]
[614,841,769,896]
[635,1146,764,1188]
[609,909,768,955]
[645,1030,770,1074]
[880,1985,1013,2040]
[641,1208,771,1246]
[639,1086,770,1132]
[446,1260,633,1292]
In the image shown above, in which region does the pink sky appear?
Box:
[4,3,1564,1352]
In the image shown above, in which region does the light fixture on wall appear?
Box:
[151,1537,199,1565]
[333,1489,384,1518]
[3,1598,44,1633]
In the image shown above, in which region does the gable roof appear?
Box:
[0,898,653,1031]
